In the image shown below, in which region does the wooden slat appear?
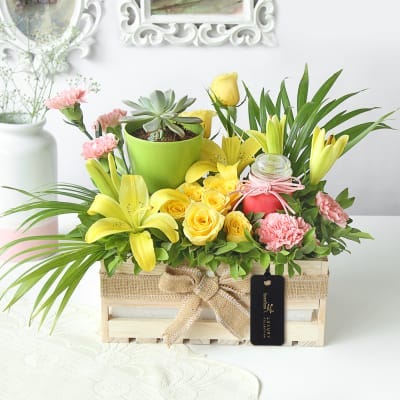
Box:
[107,317,322,344]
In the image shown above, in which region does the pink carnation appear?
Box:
[82,133,118,160]
[45,88,87,109]
[316,192,349,228]
[93,109,127,132]
[257,213,311,253]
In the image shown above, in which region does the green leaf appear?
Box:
[276,252,288,264]
[323,107,378,131]
[197,252,214,266]
[155,247,169,261]
[279,79,294,127]
[335,188,355,209]
[297,64,309,112]
[243,83,261,130]
[289,260,302,275]
[234,241,255,253]
[340,110,397,154]
[311,69,342,104]
[230,264,239,279]
[275,263,284,275]
[259,251,271,268]
[215,242,237,255]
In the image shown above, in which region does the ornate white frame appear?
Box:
[0,0,103,69]
[119,0,276,46]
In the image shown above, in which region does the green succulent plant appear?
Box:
[123,89,202,140]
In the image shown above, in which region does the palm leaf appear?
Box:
[311,69,342,103]
[297,64,309,112]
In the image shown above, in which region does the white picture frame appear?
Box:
[0,0,103,70]
[119,0,276,46]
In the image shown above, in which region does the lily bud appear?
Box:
[309,127,349,185]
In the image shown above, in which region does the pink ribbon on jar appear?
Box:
[233,174,305,214]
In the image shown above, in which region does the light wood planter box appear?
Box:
[100,259,328,346]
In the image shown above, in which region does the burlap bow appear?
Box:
[158,266,250,345]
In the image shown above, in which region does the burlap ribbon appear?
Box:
[158,266,250,345]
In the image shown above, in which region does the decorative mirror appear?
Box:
[119,0,276,46]
[0,0,103,70]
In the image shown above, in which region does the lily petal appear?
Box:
[150,189,190,212]
[332,135,349,159]
[217,162,239,180]
[119,175,149,227]
[87,194,128,221]
[200,139,227,164]
[108,153,121,192]
[247,130,268,153]
[86,159,119,200]
[222,136,241,165]
[85,217,131,243]
[185,161,219,183]
[238,137,261,173]
[129,231,156,272]
[140,213,179,243]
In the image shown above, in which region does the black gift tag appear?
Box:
[250,271,285,345]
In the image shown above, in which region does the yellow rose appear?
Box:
[203,175,238,196]
[201,189,231,214]
[210,72,240,106]
[161,198,190,220]
[178,182,204,202]
[183,203,225,246]
[224,211,252,243]
[180,110,215,139]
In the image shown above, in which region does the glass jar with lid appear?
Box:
[242,153,293,216]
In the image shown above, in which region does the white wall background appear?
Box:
[48,0,400,215]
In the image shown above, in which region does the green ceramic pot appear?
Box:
[124,125,202,193]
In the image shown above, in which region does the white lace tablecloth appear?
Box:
[0,303,259,400]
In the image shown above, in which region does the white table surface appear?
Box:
[4,216,400,399]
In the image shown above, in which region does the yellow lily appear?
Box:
[85,175,179,272]
[247,115,286,155]
[185,136,260,183]
[309,127,349,185]
[180,110,216,138]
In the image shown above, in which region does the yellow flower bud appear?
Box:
[224,211,252,243]
[201,189,231,215]
[183,203,225,246]
[178,182,204,202]
[309,127,349,185]
[180,110,215,139]
[161,198,190,220]
[210,72,240,106]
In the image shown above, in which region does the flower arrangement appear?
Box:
[0,66,394,328]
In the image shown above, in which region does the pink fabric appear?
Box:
[316,191,349,228]
[81,133,118,160]
[0,219,58,261]
[45,88,87,109]
[257,213,311,252]
[93,109,127,132]
[235,173,304,214]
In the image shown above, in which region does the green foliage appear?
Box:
[123,90,202,140]
[237,65,395,177]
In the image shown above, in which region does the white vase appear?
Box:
[0,113,58,260]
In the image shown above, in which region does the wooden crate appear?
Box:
[100,259,328,346]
